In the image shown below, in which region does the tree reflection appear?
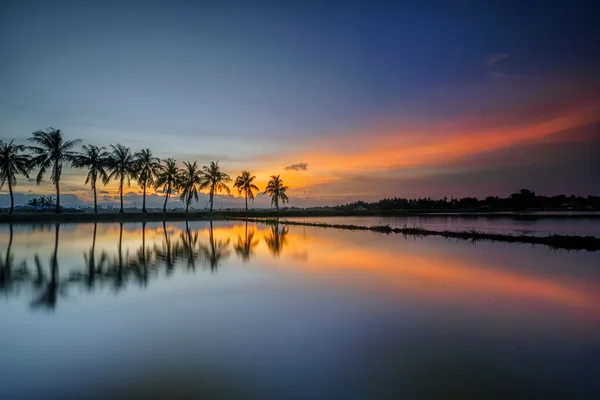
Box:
[264,219,289,257]
[3,219,267,307]
[154,221,175,274]
[199,220,230,271]
[70,223,108,291]
[175,221,199,271]
[31,223,63,310]
[234,220,259,263]
[106,222,127,291]
[0,224,29,295]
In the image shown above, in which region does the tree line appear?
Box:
[337,189,600,211]
[1,128,290,214]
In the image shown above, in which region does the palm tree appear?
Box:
[47,197,56,209]
[27,198,40,210]
[71,145,109,213]
[155,158,179,212]
[134,148,160,213]
[39,196,47,210]
[200,161,231,212]
[106,144,138,213]
[28,128,81,213]
[0,140,31,214]
[177,161,203,212]
[264,175,289,211]
[233,171,259,212]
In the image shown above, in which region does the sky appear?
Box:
[1,0,599,208]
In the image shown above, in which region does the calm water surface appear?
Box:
[286,215,600,236]
[1,220,599,399]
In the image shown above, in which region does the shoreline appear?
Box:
[232,217,600,252]
[1,209,599,223]
[1,211,598,251]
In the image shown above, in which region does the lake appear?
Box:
[285,215,600,236]
[1,220,599,399]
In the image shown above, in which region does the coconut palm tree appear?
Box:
[177,161,203,212]
[46,197,56,209]
[134,148,160,213]
[106,144,138,213]
[200,161,231,212]
[71,145,109,213]
[28,128,81,213]
[233,171,259,212]
[27,198,40,210]
[0,140,31,214]
[155,158,179,212]
[264,175,289,211]
[39,196,47,210]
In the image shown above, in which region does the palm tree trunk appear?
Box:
[55,180,61,214]
[93,184,98,214]
[8,178,14,214]
[245,193,248,212]
[142,181,147,213]
[163,183,170,212]
[186,197,190,212]
[119,177,124,213]
[275,197,279,212]
[210,188,214,212]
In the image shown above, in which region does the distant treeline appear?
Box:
[335,189,600,211]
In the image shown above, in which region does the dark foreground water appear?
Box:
[1,220,599,399]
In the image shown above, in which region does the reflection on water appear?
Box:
[1,220,599,398]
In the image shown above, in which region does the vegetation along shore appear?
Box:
[231,217,600,252]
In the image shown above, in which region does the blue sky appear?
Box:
[1,0,599,207]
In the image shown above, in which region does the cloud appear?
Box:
[284,162,308,171]
[485,53,508,66]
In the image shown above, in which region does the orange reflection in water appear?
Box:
[2,221,598,318]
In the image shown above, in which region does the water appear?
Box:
[1,220,599,399]
[285,215,600,236]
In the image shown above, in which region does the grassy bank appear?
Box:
[232,217,600,252]
[1,208,599,223]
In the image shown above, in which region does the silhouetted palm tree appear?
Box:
[234,220,259,262]
[177,161,203,212]
[46,197,56,209]
[27,198,40,210]
[264,219,289,257]
[200,161,231,212]
[234,171,259,212]
[135,148,160,213]
[106,144,138,213]
[155,158,179,212]
[72,145,109,213]
[0,140,31,214]
[28,128,81,213]
[39,196,47,209]
[264,175,289,211]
